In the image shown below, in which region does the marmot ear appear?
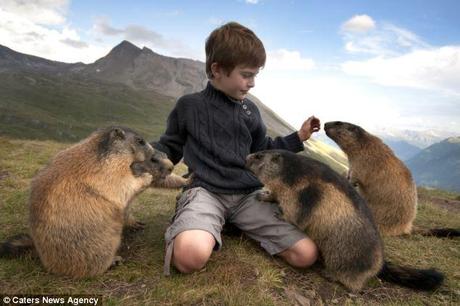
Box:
[110,127,126,140]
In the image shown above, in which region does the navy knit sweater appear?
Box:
[153,82,304,194]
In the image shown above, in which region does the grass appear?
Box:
[417,187,460,201]
[0,136,459,305]
[0,71,176,142]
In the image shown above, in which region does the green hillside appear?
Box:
[0,72,175,142]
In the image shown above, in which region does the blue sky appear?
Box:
[1,0,459,135]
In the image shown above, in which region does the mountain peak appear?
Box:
[115,40,141,51]
[95,40,143,66]
[104,40,142,59]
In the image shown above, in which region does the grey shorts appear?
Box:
[163,187,307,274]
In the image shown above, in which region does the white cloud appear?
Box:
[339,16,460,97]
[0,8,108,63]
[0,3,200,64]
[253,72,460,134]
[60,38,89,49]
[245,0,259,4]
[265,49,315,72]
[253,45,460,134]
[342,46,460,96]
[384,24,428,49]
[341,17,429,56]
[1,0,69,25]
[253,47,447,133]
[344,37,388,56]
[341,15,376,33]
[253,75,405,132]
[92,18,124,36]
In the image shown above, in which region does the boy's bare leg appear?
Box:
[278,237,318,268]
[172,229,216,273]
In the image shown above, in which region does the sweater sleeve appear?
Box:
[151,99,187,165]
[250,107,304,153]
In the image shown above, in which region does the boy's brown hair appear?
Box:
[205,22,266,78]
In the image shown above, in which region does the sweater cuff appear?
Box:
[284,131,305,153]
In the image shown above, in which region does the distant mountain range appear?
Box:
[0,41,348,173]
[374,127,457,148]
[317,125,457,161]
[375,128,458,162]
[406,137,460,192]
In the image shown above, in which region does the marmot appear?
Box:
[325,121,459,237]
[246,150,443,292]
[0,126,173,278]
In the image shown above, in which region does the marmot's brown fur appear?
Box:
[246,150,443,292]
[0,126,173,278]
[324,121,417,236]
[325,121,460,238]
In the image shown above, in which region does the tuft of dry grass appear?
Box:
[1,137,459,305]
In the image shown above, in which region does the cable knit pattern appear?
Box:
[153,82,304,194]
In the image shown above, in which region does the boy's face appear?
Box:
[212,64,260,101]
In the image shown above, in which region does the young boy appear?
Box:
[153,22,320,275]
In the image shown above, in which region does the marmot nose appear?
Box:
[324,122,335,130]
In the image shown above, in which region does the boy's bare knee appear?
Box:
[279,238,318,268]
[174,253,208,274]
[172,230,215,273]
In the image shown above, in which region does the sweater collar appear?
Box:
[203,81,244,105]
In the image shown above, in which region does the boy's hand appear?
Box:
[297,116,321,142]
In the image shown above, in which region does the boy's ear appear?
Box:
[210,62,221,78]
